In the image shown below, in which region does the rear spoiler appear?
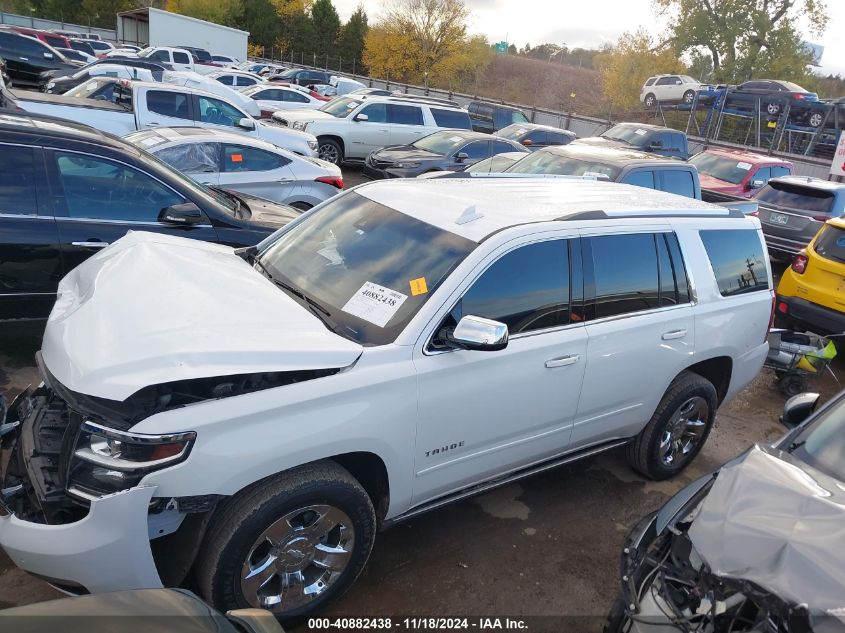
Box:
[715,200,758,215]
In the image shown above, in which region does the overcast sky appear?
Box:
[332,0,845,77]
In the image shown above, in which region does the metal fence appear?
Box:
[0,10,117,42]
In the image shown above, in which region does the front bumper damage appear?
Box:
[614,446,845,633]
[0,386,163,593]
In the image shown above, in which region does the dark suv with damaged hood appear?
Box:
[607,389,845,633]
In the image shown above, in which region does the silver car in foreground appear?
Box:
[126,127,343,210]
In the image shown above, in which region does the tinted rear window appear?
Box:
[756,182,835,214]
[587,233,659,318]
[814,224,845,264]
[699,229,769,296]
[431,108,472,129]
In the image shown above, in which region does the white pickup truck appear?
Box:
[14,79,319,156]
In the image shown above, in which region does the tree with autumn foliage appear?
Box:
[595,29,687,111]
[363,0,492,87]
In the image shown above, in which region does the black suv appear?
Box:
[0,114,300,327]
[0,28,80,88]
[467,101,530,133]
[275,67,332,87]
[572,122,690,160]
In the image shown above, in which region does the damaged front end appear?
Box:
[0,353,341,591]
[612,446,845,633]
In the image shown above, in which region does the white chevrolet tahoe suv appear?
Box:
[272,94,473,164]
[0,178,773,618]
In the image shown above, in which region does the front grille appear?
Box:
[2,385,89,524]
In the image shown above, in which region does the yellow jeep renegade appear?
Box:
[776,216,845,334]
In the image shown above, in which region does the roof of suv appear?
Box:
[608,122,680,134]
[354,177,734,242]
[538,143,679,167]
[355,94,466,111]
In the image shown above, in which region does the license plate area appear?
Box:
[770,212,789,225]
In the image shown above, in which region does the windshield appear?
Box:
[467,154,519,173]
[690,152,753,184]
[412,131,471,155]
[65,78,132,108]
[257,192,475,345]
[814,224,845,264]
[137,47,154,57]
[791,393,845,480]
[320,97,361,118]
[505,150,620,179]
[756,182,834,214]
[601,124,650,146]
[681,75,697,83]
[497,124,530,140]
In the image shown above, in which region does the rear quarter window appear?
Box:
[814,224,845,264]
[699,229,769,296]
[431,108,472,129]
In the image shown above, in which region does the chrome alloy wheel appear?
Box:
[318,142,340,164]
[241,504,355,612]
[658,396,708,466]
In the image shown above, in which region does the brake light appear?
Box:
[792,93,806,100]
[749,210,759,217]
[777,301,789,314]
[811,215,830,222]
[260,109,276,119]
[768,291,777,340]
[791,253,809,274]
[316,176,343,189]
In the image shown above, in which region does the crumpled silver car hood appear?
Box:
[41,231,363,401]
[688,445,845,622]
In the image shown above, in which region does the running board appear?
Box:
[382,438,629,529]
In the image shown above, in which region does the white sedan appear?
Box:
[126,127,343,209]
[242,83,326,117]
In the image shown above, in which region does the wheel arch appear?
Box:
[682,356,733,405]
[316,134,345,154]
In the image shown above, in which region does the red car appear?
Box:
[689,148,793,198]
[8,26,70,50]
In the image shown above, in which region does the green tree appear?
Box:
[80,0,135,28]
[241,0,283,50]
[165,0,243,27]
[309,0,340,57]
[337,5,368,69]
[595,29,686,110]
[507,43,516,55]
[655,0,828,82]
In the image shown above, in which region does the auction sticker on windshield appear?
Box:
[342,282,408,327]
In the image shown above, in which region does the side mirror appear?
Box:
[447,315,508,352]
[748,179,765,190]
[354,113,369,122]
[44,52,54,60]
[159,202,204,225]
[521,139,533,146]
[237,117,255,130]
[780,392,820,429]
[455,152,469,162]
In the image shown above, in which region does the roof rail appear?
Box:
[386,94,462,108]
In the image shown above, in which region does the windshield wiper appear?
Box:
[787,440,806,453]
[211,186,242,217]
[253,261,339,331]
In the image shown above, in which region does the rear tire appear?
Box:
[626,371,717,480]
[682,90,695,104]
[196,461,376,620]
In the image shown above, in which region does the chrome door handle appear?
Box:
[71,241,110,248]
[662,329,688,340]
[545,355,580,369]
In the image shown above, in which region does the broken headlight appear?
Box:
[67,421,196,500]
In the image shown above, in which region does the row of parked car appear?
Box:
[0,48,843,632]
[640,73,833,129]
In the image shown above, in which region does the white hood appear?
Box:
[41,232,363,401]
[272,108,334,125]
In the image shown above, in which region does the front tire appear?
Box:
[196,461,376,619]
[626,371,717,480]
[644,93,656,108]
[318,138,343,165]
[682,90,695,104]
